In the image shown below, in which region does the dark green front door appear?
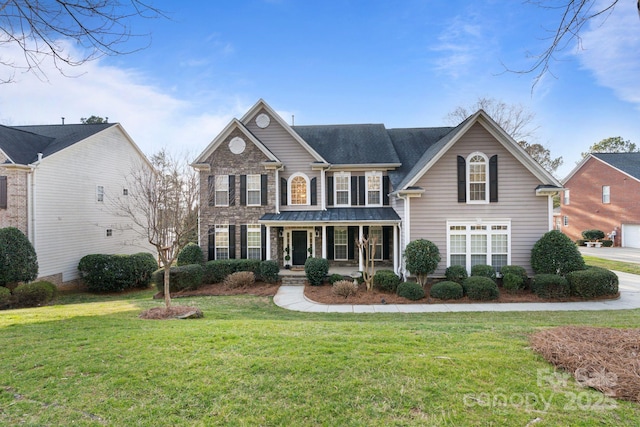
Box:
[292,231,308,266]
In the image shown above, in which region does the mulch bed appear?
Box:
[139,305,203,320]
[531,326,640,402]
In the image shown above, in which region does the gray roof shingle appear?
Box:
[592,152,640,181]
[260,207,401,223]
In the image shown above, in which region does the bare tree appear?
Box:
[114,149,198,308]
[446,97,563,175]
[0,0,165,83]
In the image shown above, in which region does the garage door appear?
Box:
[622,224,640,249]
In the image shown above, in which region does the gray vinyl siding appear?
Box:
[408,123,550,276]
[244,108,320,211]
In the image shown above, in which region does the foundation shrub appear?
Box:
[463,276,499,301]
[259,260,280,283]
[373,270,401,293]
[0,286,12,309]
[177,243,205,266]
[581,229,605,241]
[601,239,614,247]
[470,264,496,282]
[304,257,329,286]
[12,281,56,307]
[153,264,204,293]
[500,265,528,292]
[0,227,38,287]
[332,280,358,298]
[531,230,585,275]
[396,281,425,301]
[530,274,570,299]
[444,265,468,284]
[430,281,463,300]
[566,267,618,298]
[79,253,157,292]
[328,273,346,284]
[223,271,255,289]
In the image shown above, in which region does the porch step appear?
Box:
[280,276,307,286]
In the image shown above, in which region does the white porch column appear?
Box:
[275,168,280,214]
[265,226,271,260]
[321,225,327,258]
[393,224,399,275]
[358,225,364,272]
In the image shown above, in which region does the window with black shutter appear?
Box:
[489,155,498,203]
[457,156,466,203]
[0,176,7,209]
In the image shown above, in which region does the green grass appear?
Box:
[583,255,640,275]
[1,290,639,426]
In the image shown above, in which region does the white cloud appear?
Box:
[430,14,488,79]
[577,0,640,107]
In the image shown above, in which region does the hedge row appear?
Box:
[78,253,158,292]
[0,281,57,310]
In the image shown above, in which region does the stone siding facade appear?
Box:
[0,152,29,234]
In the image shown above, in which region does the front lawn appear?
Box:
[1,290,639,426]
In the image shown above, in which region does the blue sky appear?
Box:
[0,0,638,179]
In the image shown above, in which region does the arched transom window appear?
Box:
[468,153,488,202]
[289,174,308,205]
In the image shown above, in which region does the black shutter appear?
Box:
[383,176,390,205]
[229,175,236,206]
[240,225,247,259]
[280,177,287,206]
[348,226,356,260]
[457,156,466,203]
[326,176,334,206]
[490,155,498,203]
[261,175,268,206]
[310,177,317,206]
[240,175,247,206]
[0,176,7,209]
[326,226,334,260]
[207,175,215,206]
[351,176,358,206]
[383,226,391,260]
[229,225,236,259]
[208,227,215,261]
[358,176,366,205]
[261,225,267,260]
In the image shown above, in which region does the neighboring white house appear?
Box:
[0,122,154,287]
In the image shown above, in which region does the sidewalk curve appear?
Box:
[273,271,640,313]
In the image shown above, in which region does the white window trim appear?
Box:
[215,175,229,207]
[247,224,262,259]
[288,172,310,206]
[215,224,230,260]
[564,189,570,205]
[602,186,610,204]
[246,174,261,206]
[466,152,489,204]
[334,172,351,206]
[334,226,348,261]
[365,171,383,207]
[446,220,511,272]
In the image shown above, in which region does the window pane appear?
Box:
[471,254,487,267]
[492,254,508,271]
[247,175,261,205]
[334,228,348,260]
[469,157,486,201]
[450,235,466,253]
[367,175,381,205]
[602,186,610,204]
[215,175,229,206]
[471,235,486,254]
[335,175,349,205]
[368,227,383,260]
[450,254,466,266]
[215,225,229,260]
[492,235,508,253]
[291,176,307,204]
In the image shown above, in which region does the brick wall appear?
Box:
[561,156,640,245]
[0,153,29,234]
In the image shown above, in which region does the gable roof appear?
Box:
[1,123,114,165]
[592,152,640,181]
[292,124,401,167]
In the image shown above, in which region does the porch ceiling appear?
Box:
[259,207,400,225]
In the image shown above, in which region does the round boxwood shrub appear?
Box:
[12,281,56,307]
[153,264,204,293]
[259,260,280,283]
[470,264,496,282]
[397,281,425,301]
[566,267,618,298]
[304,257,329,286]
[581,229,605,241]
[430,281,463,300]
[177,243,204,266]
[328,273,345,284]
[445,265,468,284]
[0,286,12,309]
[373,270,401,293]
[463,276,499,301]
[502,273,524,293]
[531,230,585,275]
[203,260,231,284]
[530,274,570,299]
[601,239,613,247]
[404,239,440,286]
[0,227,38,288]
[130,252,158,288]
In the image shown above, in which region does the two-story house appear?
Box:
[561,152,640,248]
[0,122,154,287]
[193,99,562,277]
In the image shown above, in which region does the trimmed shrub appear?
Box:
[223,271,255,289]
[0,286,12,309]
[575,239,586,247]
[470,264,496,282]
[177,243,204,266]
[328,273,346,284]
[601,239,614,247]
[397,281,425,301]
[530,274,570,299]
[332,280,358,298]
[566,267,618,298]
[153,264,204,293]
[12,281,55,307]
[202,259,262,284]
[463,276,499,301]
[500,265,528,282]
[445,265,468,284]
[531,230,586,275]
[0,227,38,287]
[430,281,463,300]
[582,229,605,241]
[259,260,280,283]
[404,239,440,286]
[79,253,157,292]
[304,257,329,286]
[373,270,401,293]
[502,273,524,293]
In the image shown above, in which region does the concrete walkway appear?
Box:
[273,271,640,313]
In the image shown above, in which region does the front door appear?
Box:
[292,231,308,266]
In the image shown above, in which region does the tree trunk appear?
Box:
[163,264,171,308]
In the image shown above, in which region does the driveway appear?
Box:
[579,246,640,264]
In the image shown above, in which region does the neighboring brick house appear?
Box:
[0,123,154,286]
[561,153,640,248]
[193,99,563,276]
